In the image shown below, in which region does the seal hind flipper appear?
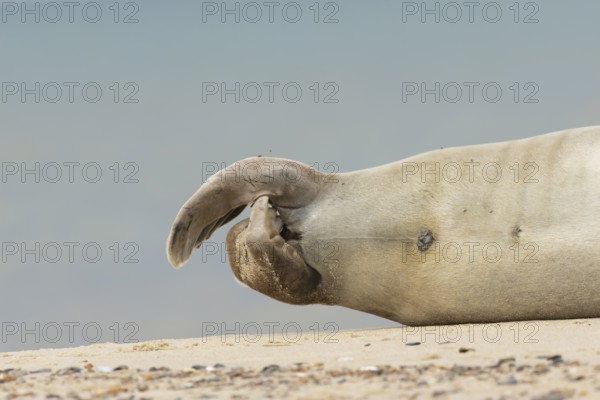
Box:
[166,157,322,268]
[226,196,324,305]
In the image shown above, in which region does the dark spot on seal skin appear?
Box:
[417,229,434,252]
[512,225,522,239]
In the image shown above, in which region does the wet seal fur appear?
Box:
[167,126,600,325]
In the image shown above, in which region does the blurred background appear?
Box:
[1,0,599,351]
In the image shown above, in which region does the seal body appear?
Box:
[167,126,600,325]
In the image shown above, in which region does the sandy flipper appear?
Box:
[1,319,599,399]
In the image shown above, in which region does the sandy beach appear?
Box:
[1,318,599,399]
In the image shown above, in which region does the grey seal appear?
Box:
[167,126,600,325]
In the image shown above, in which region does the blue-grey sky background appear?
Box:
[1,0,599,351]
